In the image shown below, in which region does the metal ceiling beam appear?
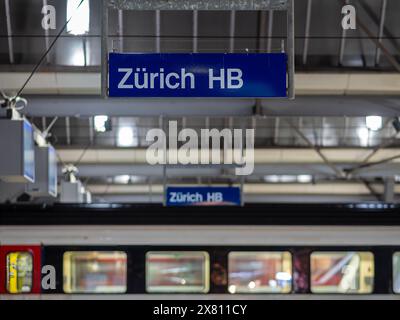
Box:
[357,0,400,65]
[285,119,344,178]
[302,0,312,65]
[85,182,394,195]
[108,0,289,11]
[60,163,400,179]
[19,95,400,117]
[4,0,14,64]
[4,72,400,96]
[375,0,387,66]
[55,148,400,166]
[94,194,384,204]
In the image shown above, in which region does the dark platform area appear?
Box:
[1,203,400,225]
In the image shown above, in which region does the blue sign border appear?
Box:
[109,53,287,98]
[166,186,241,206]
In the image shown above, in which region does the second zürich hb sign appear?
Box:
[108,53,287,98]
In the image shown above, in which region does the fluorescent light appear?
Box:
[297,175,312,183]
[71,49,85,66]
[366,116,383,131]
[114,175,130,184]
[264,175,280,183]
[357,127,369,147]
[118,126,138,147]
[94,115,109,133]
[264,175,312,183]
[67,0,90,36]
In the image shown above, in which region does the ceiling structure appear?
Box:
[0,0,400,203]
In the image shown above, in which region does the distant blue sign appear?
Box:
[109,53,287,98]
[23,120,35,182]
[166,187,241,206]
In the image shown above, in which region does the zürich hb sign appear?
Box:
[108,53,287,98]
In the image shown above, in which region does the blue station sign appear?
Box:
[109,53,287,98]
[166,187,241,206]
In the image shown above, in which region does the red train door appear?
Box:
[0,245,41,294]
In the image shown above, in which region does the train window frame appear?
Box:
[393,252,400,294]
[310,251,375,295]
[62,251,128,294]
[227,251,293,294]
[5,251,33,294]
[145,251,210,294]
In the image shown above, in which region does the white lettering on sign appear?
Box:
[117,68,243,91]
[169,192,204,203]
[209,68,243,89]
[207,192,223,202]
[169,192,225,204]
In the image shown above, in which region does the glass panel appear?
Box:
[311,251,374,294]
[394,252,400,294]
[228,252,292,293]
[63,251,127,293]
[146,251,209,293]
[6,252,33,294]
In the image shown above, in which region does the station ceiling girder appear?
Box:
[108,0,289,11]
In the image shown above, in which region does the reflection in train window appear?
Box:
[63,251,127,293]
[6,252,33,294]
[146,252,210,293]
[311,252,374,294]
[394,252,400,294]
[228,252,292,293]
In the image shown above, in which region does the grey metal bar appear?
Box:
[89,117,94,144]
[42,0,51,64]
[302,0,312,65]
[193,10,198,53]
[383,177,395,203]
[41,117,47,131]
[286,0,295,99]
[161,115,167,206]
[83,37,88,67]
[118,9,124,52]
[258,11,268,52]
[339,0,349,66]
[65,117,71,145]
[109,0,289,11]
[229,11,236,53]
[274,117,280,145]
[375,0,387,66]
[267,10,274,53]
[155,10,161,53]
[101,0,109,98]
[4,0,14,64]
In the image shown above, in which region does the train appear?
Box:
[0,203,400,299]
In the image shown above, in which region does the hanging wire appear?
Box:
[16,0,86,98]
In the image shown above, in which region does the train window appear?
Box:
[6,252,33,294]
[311,251,374,294]
[394,252,400,294]
[63,251,127,293]
[228,252,292,294]
[146,251,210,293]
